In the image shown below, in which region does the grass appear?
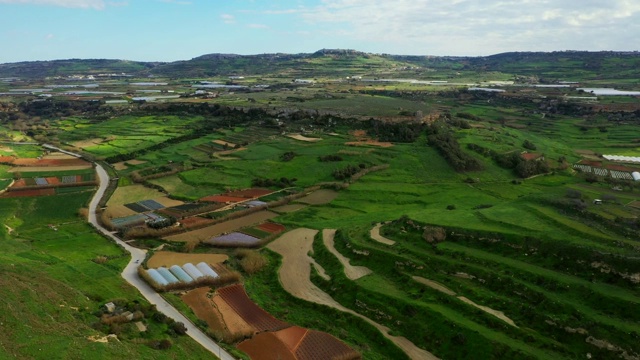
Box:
[0,193,215,359]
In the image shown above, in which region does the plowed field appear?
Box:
[257,222,285,234]
[297,189,338,205]
[238,332,297,360]
[147,251,228,268]
[200,195,247,203]
[295,330,360,360]
[1,188,55,198]
[165,210,277,243]
[217,284,289,332]
[182,288,226,335]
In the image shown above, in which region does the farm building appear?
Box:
[196,262,219,278]
[157,267,180,284]
[146,269,169,286]
[182,263,205,280]
[521,152,544,161]
[603,155,640,163]
[169,265,194,283]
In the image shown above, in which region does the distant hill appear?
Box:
[2,50,640,80]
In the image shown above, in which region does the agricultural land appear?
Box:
[1,50,640,359]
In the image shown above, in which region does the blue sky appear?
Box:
[1,0,639,63]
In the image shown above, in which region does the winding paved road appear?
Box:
[82,158,235,359]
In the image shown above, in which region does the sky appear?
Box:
[1,0,639,63]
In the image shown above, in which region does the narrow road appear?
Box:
[83,159,235,359]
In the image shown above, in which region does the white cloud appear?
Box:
[45,33,54,39]
[221,13,235,24]
[247,23,269,29]
[0,0,106,9]
[270,0,640,54]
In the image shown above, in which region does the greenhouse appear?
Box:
[157,267,180,284]
[170,265,194,283]
[196,262,219,278]
[182,263,205,280]
[146,268,169,286]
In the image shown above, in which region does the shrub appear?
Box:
[236,249,268,274]
[446,204,456,210]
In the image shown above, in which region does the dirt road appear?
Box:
[322,229,371,280]
[268,228,438,360]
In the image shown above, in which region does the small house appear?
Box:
[593,199,602,205]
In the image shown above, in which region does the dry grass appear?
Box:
[106,185,167,206]
[147,251,228,268]
[235,249,268,275]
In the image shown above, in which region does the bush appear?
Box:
[236,249,268,274]
[446,204,456,210]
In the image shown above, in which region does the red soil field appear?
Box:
[217,284,289,332]
[200,195,247,203]
[12,158,89,167]
[1,188,55,198]
[294,330,360,360]
[257,222,286,234]
[45,177,60,185]
[606,164,638,172]
[179,216,214,228]
[13,179,26,187]
[579,160,603,167]
[238,332,297,360]
[226,188,272,198]
[274,326,308,351]
[181,288,227,335]
[0,156,15,163]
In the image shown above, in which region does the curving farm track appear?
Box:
[42,144,236,360]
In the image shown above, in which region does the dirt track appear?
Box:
[268,228,438,360]
[413,276,517,327]
[322,229,371,280]
[287,134,322,142]
[369,223,395,245]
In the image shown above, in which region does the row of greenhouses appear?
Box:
[146,262,219,286]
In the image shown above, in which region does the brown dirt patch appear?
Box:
[297,189,339,205]
[147,251,229,268]
[71,138,104,149]
[295,330,360,360]
[238,332,297,360]
[42,153,77,160]
[165,210,278,243]
[323,229,372,280]
[9,165,91,172]
[212,295,255,339]
[369,223,395,245]
[606,164,638,172]
[268,228,437,360]
[103,205,138,219]
[287,134,322,142]
[217,284,289,332]
[0,155,15,163]
[151,196,184,207]
[200,195,247,203]
[125,159,147,165]
[112,162,128,171]
[213,139,237,147]
[182,288,227,335]
[257,222,286,234]
[213,147,247,160]
[274,326,308,351]
[272,204,307,213]
[178,216,214,228]
[45,177,60,184]
[1,188,55,198]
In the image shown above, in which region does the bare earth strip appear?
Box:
[369,223,395,245]
[412,276,456,296]
[413,276,517,327]
[213,295,255,337]
[165,210,277,243]
[323,229,372,280]
[8,165,92,172]
[268,228,438,360]
[152,196,184,207]
[297,189,339,205]
[213,147,247,160]
[287,134,322,142]
[147,251,229,268]
[104,205,137,218]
